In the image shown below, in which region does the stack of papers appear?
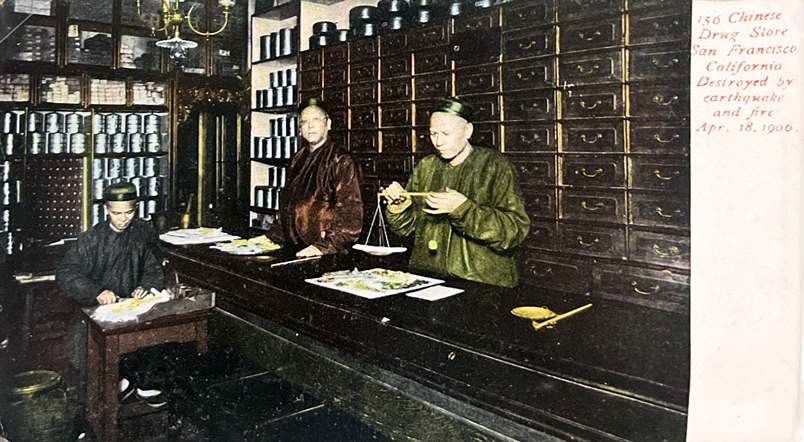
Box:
[210,235,281,255]
[160,228,240,245]
[91,289,171,323]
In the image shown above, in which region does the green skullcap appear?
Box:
[298,98,329,115]
[434,98,474,123]
[102,181,138,202]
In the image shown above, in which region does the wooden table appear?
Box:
[84,294,214,442]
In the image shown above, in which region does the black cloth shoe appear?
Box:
[119,378,136,402]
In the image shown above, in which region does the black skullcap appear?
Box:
[298,98,329,116]
[433,97,474,123]
[103,181,138,202]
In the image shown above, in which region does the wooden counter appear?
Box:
[163,244,689,442]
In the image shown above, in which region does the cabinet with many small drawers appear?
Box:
[297,0,691,316]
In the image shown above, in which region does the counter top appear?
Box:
[163,243,689,442]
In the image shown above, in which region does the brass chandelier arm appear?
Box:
[185,3,231,37]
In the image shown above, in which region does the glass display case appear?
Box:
[67,29,114,66]
[0,74,30,102]
[3,25,56,62]
[68,0,113,22]
[40,75,82,105]
[121,36,162,71]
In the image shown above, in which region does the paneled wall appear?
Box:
[299,0,691,312]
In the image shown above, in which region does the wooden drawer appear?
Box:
[628,228,690,269]
[415,73,451,100]
[415,47,450,75]
[381,55,412,79]
[414,101,438,125]
[630,123,689,155]
[299,49,322,71]
[631,158,689,193]
[558,223,627,259]
[630,84,689,119]
[414,127,434,154]
[382,129,411,153]
[562,155,625,188]
[560,16,623,52]
[522,220,557,251]
[518,251,592,294]
[455,64,499,96]
[561,189,626,224]
[327,107,348,129]
[470,123,499,149]
[630,192,689,229]
[460,94,499,122]
[503,90,556,121]
[376,154,412,177]
[521,185,557,219]
[351,105,378,129]
[562,121,624,153]
[562,85,624,118]
[504,123,556,153]
[558,0,623,21]
[329,130,347,149]
[350,83,377,106]
[503,26,555,61]
[350,61,378,84]
[451,29,500,68]
[408,24,449,50]
[592,264,689,314]
[349,130,378,153]
[559,50,623,85]
[323,87,349,108]
[381,79,412,103]
[380,104,411,127]
[510,155,556,186]
[323,65,348,88]
[454,7,499,33]
[323,44,348,66]
[355,155,376,177]
[630,12,691,45]
[503,57,556,91]
[350,38,378,61]
[299,69,321,91]
[380,32,408,56]
[629,44,690,81]
[503,0,554,30]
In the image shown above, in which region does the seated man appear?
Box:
[56,181,167,407]
[267,99,363,257]
[383,98,530,287]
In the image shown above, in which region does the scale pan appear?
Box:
[353,244,407,256]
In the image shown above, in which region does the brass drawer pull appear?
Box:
[653,133,680,143]
[655,207,681,218]
[467,78,486,88]
[652,94,679,106]
[577,236,599,247]
[653,20,680,30]
[632,281,659,295]
[581,201,604,211]
[651,57,679,68]
[519,39,539,50]
[578,30,602,41]
[654,169,680,180]
[529,266,553,278]
[652,244,679,257]
[519,102,543,112]
[519,133,540,144]
[516,70,538,81]
[580,167,603,178]
[576,64,600,75]
[580,133,603,144]
[579,99,602,110]
[519,164,539,173]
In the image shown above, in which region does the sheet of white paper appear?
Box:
[406,285,463,301]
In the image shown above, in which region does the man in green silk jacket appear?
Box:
[384,98,530,287]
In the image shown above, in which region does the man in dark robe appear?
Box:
[57,181,168,407]
[267,99,363,257]
[57,181,164,305]
[384,98,530,287]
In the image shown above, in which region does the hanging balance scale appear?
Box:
[352,190,432,256]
